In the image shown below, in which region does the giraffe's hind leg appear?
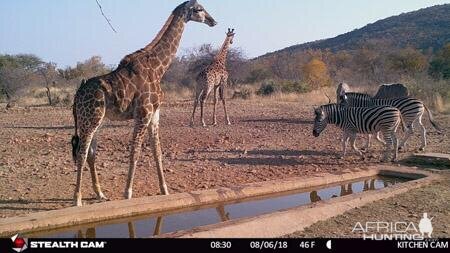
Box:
[73,99,105,206]
[86,137,108,200]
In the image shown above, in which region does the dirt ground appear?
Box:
[286,174,450,238]
[0,100,449,220]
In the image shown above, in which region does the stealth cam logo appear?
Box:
[11,234,28,252]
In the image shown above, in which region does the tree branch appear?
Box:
[95,0,117,33]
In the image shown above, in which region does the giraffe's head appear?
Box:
[226,28,236,44]
[182,0,217,27]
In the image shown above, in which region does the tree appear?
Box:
[302,58,331,88]
[0,54,43,105]
[59,56,111,81]
[38,62,59,105]
[388,47,428,76]
[429,43,450,79]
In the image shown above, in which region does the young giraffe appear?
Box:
[190,28,235,127]
[71,0,217,206]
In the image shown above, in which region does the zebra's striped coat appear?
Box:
[339,92,440,151]
[313,104,401,161]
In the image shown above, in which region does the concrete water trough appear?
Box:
[0,165,442,238]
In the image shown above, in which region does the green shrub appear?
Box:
[256,80,312,96]
[257,81,277,96]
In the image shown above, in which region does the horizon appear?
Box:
[1,0,449,68]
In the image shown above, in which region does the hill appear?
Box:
[258,4,450,59]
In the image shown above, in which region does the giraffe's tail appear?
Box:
[71,81,82,163]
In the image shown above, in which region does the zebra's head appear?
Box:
[313,107,327,137]
[338,94,348,105]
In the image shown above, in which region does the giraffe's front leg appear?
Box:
[125,116,151,199]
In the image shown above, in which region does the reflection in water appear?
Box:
[35,176,406,238]
[76,227,96,238]
[310,191,322,202]
[153,217,163,236]
[216,205,230,222]
[128,222,135,238]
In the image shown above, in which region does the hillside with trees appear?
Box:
[1,4,449,111]
[260,4,450,58]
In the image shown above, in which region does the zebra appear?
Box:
[373,83,409,99]
[336,82,409,101]
[336,82,351,102]
[339,92,441,151]
[313,104,401,162]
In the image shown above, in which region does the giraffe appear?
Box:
[190,28,235,127]
[71,0,217,206]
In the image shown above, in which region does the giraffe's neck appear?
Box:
[120,9,186,80]
[213,37,232,68]
[149,14,185,75]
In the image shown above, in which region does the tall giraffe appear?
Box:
[190,28,235,127]
[71,0,217,206]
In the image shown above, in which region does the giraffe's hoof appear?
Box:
[212,122,218,126]
[202,124,207,128]
[74,200,82,207]
[124,190,132,199]
[161,188,170,195]
[226,121,231,125]
[97,192,108,201]
[419,147,425,152]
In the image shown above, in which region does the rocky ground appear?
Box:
[0,100,448,221]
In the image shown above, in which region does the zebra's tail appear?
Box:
[424,105,442,132]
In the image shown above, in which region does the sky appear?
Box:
[1,0,449,68]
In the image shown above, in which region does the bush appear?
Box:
[279,80,312,93]
[232,88,253,99]
[257,82,277,96]
[256,80,312,96]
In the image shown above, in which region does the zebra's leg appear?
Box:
[392,131,398,162]
[376,132,386,145]
[417,115,427,151]
[349,133,364,159]
[339,131,350,159]
[362,134,371,151]
[398,121,415,151]
[381,130,394,162]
